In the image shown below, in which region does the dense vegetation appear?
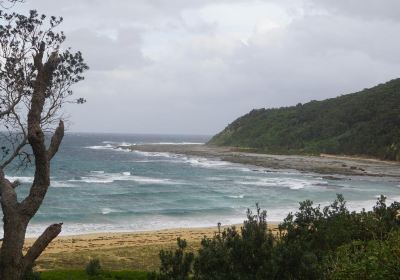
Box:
[151,195,400,280]
[208,79,400,161]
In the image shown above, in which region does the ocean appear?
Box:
[3,133,400,237]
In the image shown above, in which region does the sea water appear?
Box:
[2,133,400,237]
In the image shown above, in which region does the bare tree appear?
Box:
[0,10,88,279]
[0,0,24,9]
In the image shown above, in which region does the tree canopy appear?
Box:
[209,79,400,161]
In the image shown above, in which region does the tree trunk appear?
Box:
[0,213,28,280]
[0,43,64,279]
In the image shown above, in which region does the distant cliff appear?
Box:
[208,79,400,161]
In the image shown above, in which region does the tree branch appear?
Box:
[0,169,18,212]
[0,136,28,169]
[23,223,62,270]
[0,96,21,118]
[47,120,64,160]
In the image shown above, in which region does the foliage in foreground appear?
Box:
[148,238,194,280]
[152,195,400,280]
[86,259,102,276]
[330,231,400,280]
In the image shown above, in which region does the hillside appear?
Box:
[208,79,400,161]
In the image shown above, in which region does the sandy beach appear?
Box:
[26,223,279,271]
[125,144,400,178]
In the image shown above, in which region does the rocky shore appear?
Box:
[124,144,400,178]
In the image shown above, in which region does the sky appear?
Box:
[15,0,400,135]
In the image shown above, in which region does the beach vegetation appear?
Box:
[149,237,194,280]
[193,205,274,280]
[327,231,400,280]
[153,195,400,279]
[86,258,102,276]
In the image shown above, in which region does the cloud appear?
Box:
[12,0,400,134]
[66,28,150,71]
[307,0,400,22]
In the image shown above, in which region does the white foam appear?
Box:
[91,170,105,174]
[186,157,230,168]
[68,177,114,184]
[114,147,131,152]
[101,141,135,146]
[228,195,245,199]
[85,144,114,150]
[5,176,34,183]
[130,176,175,184]
[85,144,133,153]
[67,172,178,185]
[101,208,121,215]
[119,142,134,147]
[7,176,80,187]
[235,177,327,190]
[133,151,174,158]
[51,181,76,188]
[179,156,252,172]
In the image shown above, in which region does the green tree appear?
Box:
[149,238,194,280]
[194,205,275,280]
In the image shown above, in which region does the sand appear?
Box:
[125,144,400,178]
[27,223,279,271]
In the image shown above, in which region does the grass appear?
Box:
[40,270,148,280]
[36,242,202,271]
[34,241,203,278]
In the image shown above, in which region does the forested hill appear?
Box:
[208,79,400,161]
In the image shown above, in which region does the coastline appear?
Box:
[28,223,279,271]
[21,144,400,271]
[124,144,400,178]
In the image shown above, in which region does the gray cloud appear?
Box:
[307,0,400,21]
[13,0,400,134]
[66,28,149,71]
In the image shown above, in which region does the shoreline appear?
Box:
[124,144,400,178]
[27,223,279,271]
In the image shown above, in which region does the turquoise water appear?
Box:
[3,133,400,236]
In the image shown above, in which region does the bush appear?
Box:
[270,194,400,279]
[194,204,275,280]
[149,238,194,280]
[154,195,400,280]
[328,230,400,280]
[86,258,102,276]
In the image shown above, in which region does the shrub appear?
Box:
[86,258,102,276]
[328,230,400,280]
[149,238,194,280]
[194,204,275,280]
[154,195,400,279]
[272,194,400,279]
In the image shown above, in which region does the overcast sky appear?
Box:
[16,0,400,135]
